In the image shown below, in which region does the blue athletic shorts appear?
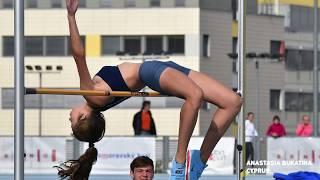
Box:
[138,60,191,93]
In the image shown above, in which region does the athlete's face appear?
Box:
[130,166,154,180]
[69,104,90,128]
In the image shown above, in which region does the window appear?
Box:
[300,50,313,70]
[285,92,299,111]
[270,40,281,56]
[175,0,185,7]
[270,89,281,111]
[288,6,314,32]
[285,49,300,71]
[124,36,141,55]
[45,36,65,56]
[232,37,238,73]
[125,0,135,8]
[3,0,13,8]
[299,93,313,112]
[168,35,184,54]
[232,37,237,54]
[67,36,86,55]
[25,37,43,56]
[285,49,314,71]
[100,0,112,8]
[231,0,237,20]
[285,92,313,112]
[3,36,86,57]
[3,36,14,56]
[145,36,163,55]
[79,0,86,8]
[102,36,121,55]
[203,34,210,57]
[150,0,160,7]
[27,0,38,8]
[51,0,62,8]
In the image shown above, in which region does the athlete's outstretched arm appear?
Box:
[66,0,94,91]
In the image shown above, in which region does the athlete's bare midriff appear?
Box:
[117,62,145,91]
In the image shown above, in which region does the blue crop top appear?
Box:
[95,66,130,111]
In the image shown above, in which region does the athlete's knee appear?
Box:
[230,94,242,111]
[222,92,242,111]
[186,86,203,109]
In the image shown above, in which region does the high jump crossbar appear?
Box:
[25,88,166,97]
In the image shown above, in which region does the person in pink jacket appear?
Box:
[296,115,313,137]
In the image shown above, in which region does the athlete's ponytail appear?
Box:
[55,142,98,180]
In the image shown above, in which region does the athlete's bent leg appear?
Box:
[186,71,242,179]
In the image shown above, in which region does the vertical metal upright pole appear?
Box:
[39,72,42,136]
[314,0,319,136]
[255,60,260,160]
[237,0,246,179]
[162,136,169,172]
[14,0,24,179]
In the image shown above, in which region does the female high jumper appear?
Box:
[56,0,242,179]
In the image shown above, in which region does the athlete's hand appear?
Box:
[66,0,78,16]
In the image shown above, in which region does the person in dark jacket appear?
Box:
[133,101,157,136]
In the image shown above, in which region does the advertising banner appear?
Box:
[267,137,320,174]
[188,137,235,175]
[0,137,66,174]
[87,137,156,174]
